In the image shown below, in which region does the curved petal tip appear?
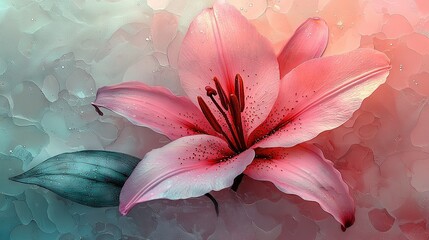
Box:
[119,203,132,215]
[245,145,356,229]
[277,16,329,77]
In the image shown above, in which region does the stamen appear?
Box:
[198,74,248,153]
[229,95,241,128]
[230,94,246,148]
[207,94,242,151]
[234,74,245,112]
[197,96,222,134]
[213,77,229,110]
[198,96,239,152]
[205,86,217,96]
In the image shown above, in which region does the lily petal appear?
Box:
[92,81,216,140]
[277,18,329,78]
[178,2,280,137]
[245,145,355,230]
[251,49,391,148]
[119,135,255,215]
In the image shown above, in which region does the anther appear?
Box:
[234,74,245,112]
[230,94,242,129]
[230,94,246,148]
[213,77,229,110]
[197,96,222,133]
[205,86,217,97]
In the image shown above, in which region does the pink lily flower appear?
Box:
[92,2,390,230]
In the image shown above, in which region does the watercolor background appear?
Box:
[1,0,429,239]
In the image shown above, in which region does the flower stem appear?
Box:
[205,193,219,216]
[231,173,244,192]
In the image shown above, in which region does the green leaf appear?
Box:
[10,150,140,207]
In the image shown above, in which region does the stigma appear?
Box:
[197,74,247,153]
